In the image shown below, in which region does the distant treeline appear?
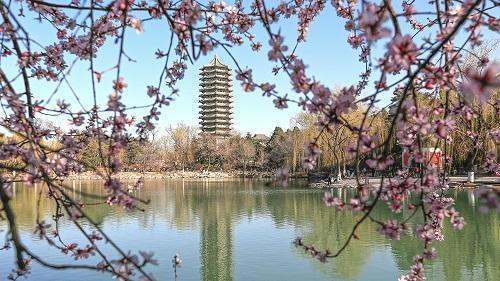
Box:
[79,89,499,175]
[1,91,497,176]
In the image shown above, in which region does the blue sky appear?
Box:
[4,2,498,136]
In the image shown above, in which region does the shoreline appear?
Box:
[64,172,499,189]
[66,171,279,181]
[309,176,499,190]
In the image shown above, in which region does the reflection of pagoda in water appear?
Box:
[199,55,233,138]
[195,182,238,281]
[200,204,233,281]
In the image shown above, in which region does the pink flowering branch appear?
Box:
[282,0,498,279]
[0,2,34,119]
[0,0,498,280]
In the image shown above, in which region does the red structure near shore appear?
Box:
[402,148,443,170]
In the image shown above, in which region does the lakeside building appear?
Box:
[199,55,233,138]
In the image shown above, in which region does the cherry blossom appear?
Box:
[461,62,500,103]
[323,192,345,210]
[275,167,290,187]
[113,77,128,93]
[358,3,390,41]
[381,35,418,73]
[378,220,405,240]
[303,142,321,170]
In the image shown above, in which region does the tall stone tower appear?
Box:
[199,55,233,138]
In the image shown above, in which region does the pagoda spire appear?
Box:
[206,54,226,67]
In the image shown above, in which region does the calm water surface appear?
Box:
[0,180,498,281]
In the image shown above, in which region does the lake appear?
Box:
[0,180,498,280]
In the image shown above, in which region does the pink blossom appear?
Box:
[399,255,425,281]
[89,231,103,241]
[273,96,288,109]
[236,69,255,92]
[73,245,96,260]
[378,220,404,240]
[323,192,344,210]
[349,198,363,211]
[358,3,391,41]
[34,221,51,239]
[107,92,124,111]
[423,247,437,260]
[381,35,418,72]
[275,167,289,187]
[435,118,455,139]
[68,206,82,220]
[344,20,354,31]
[129,18,144,33]
[451,216,465,230]
[260,83,276,97]
[93,71,102,82]
[347,35,363,48]
[366,156,394,171]
[403,4,416,17]
[140,251,158,265]
[297,1,325,41]
[475,188,500,213]
[70,114,85,126]
[288,59,310,94]
[461,62,499,103]
[62,243,78,254]
[334,86,356,115]
[483,151,500,176]
[147,86,160,97]
[302,142,321,170]
[113,77,128,93]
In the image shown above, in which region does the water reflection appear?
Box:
[1,180,498,281]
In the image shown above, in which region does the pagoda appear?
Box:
[199,55,233,137]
